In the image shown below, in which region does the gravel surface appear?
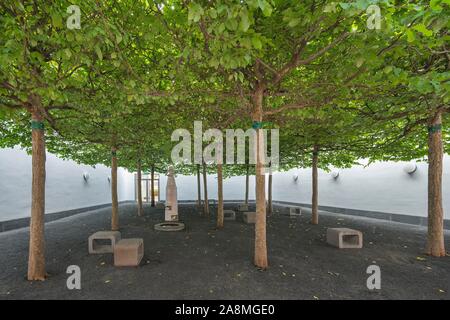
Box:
[0,203,448,300]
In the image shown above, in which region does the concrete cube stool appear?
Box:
[243,212,256,224]
[327,228,363,249]
[224,210,236,221]
[289,207,301,217]
[114,238,144,267]
[88,231,121,254]
[237,204,249,212]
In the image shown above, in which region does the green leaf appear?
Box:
[64,48,72,59]
[324,3,338,13]
[239,13,250,32]
[208,8,217,19]
[262,6,272,17]
[116,33,123,44]
[188,3,204,23]
[209,57,219,68]
[258,0,273,16]
[217,23,226,33]
[51,13,63,28]
[355,0,369,10]
[383,66,393,74]
[413,24,433,37]
[430,0,443,11]
[95,45,103,61]
[355,57,365,68]
[225,18,238,31]
[288,18,301,28]
[252,36,262,49]
[339,3,352,10]
[406,29,415,43]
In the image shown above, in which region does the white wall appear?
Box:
[0,147,135,222]
[2,146,449,222]
[160,156,450,219]
[159,173,256,202]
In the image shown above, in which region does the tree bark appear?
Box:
[311,145,319,225]
[426,110,446,257]
[111,147,119,231]
[137,159,143,216]
[245,164,249,205]
[217,163,224,229]
[268,170,273,216]
[197,164,202,209]
[27,103,46,281]
[253,86,268,269]
[202,162,209,216]
[151,165,155,207]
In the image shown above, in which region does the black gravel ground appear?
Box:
[0,203,449,300]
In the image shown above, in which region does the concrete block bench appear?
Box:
[88,231,121,254]
[326,228,363,249]
[224,210,236,221]
[243,212,256,224]
[237,204,249,212]
[114,238,144,267]
[289,207,301,217]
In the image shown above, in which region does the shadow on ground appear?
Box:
[0,203,449,299]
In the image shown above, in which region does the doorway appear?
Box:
[135,173,160,203]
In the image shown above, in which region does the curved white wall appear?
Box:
[1,146,448,222]
[0,147,135,222]
[160,157,450,219]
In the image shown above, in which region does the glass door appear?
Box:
[142,180,149,202]
[135,174,160,202]
[152,175,160,202]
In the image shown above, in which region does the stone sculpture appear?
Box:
[165,166,178,221]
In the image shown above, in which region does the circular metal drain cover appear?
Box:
[154,222,185,231]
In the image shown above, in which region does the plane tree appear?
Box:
[0,0,136,280]
[338,0,449,256]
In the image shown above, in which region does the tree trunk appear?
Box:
[245,164,249,205]
[253,87,268,269]
[137,159,143,217]
[217,163,224,229]
[27,104,46,281]
[311,145,319,225]
[268,170,273,216]
[111,147,119,231]
[202,162,209,216]
[197,164,202,209]
[426,110,445,257]
[151,165,155,207]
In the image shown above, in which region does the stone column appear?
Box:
[165,166,178,221]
